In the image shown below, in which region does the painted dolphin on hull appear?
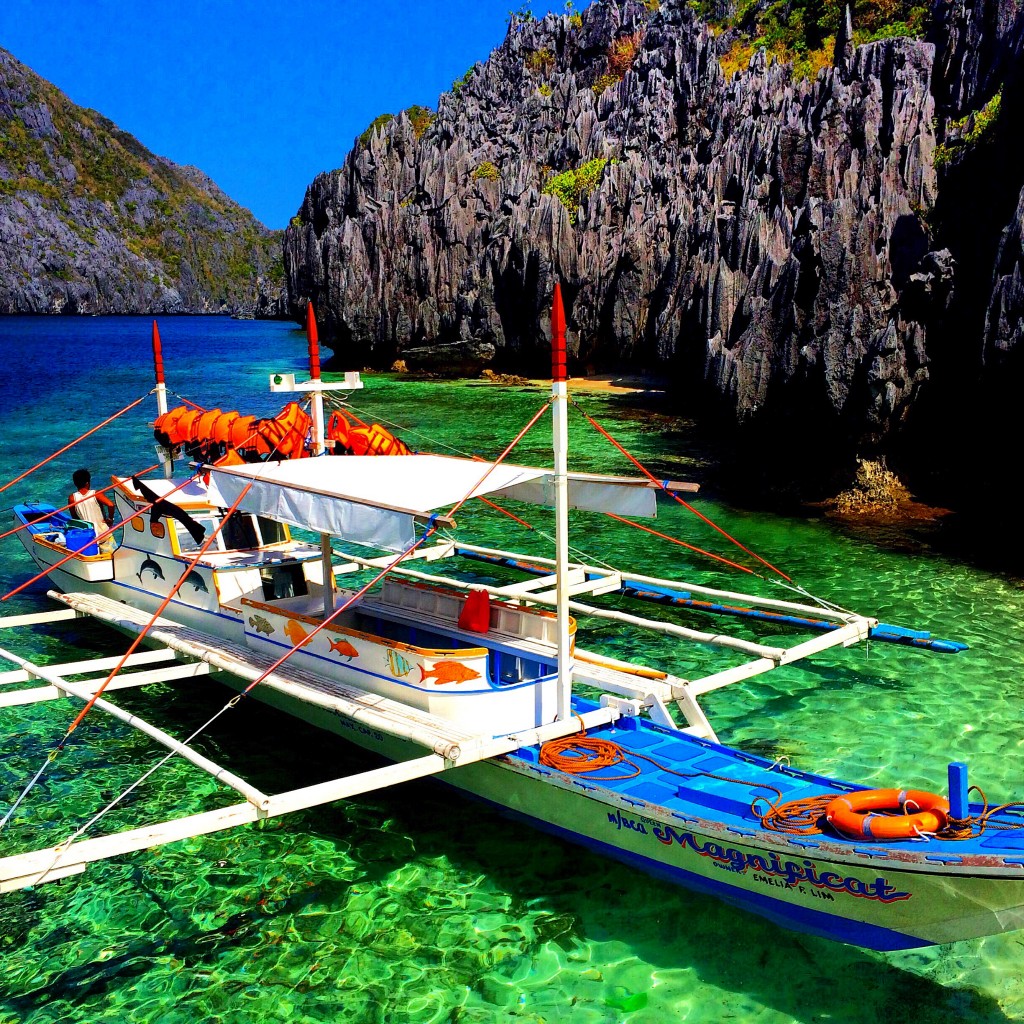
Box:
[136,555,165,584]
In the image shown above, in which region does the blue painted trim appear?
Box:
[104,579,240,625]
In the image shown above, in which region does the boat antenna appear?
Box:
[551,281,574,723]
[152,321,172,478]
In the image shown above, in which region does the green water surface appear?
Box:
[1,318,1022,1023]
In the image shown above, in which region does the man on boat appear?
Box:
[68,468,115,551]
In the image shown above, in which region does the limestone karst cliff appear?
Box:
[0,47,284,315]
[285,0,1022,503]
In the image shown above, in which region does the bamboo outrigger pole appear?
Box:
[551,283,574,723]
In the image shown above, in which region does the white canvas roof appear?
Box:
[210,454,658,551]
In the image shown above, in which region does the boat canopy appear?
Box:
[209,454,658,551]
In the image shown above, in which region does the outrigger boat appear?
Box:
[2,291,1024,953]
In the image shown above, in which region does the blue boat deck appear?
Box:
[511,697,1024,864]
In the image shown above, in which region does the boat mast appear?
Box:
[307,302,335,619]
[551,283,574,722]
[307,302,325,456]
[151,321,172,479]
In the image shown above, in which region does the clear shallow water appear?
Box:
[1,316,1023,1022]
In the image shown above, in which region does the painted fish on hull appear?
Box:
[386,648,413,677]
[328,637,359,660]
[284,619,314,648]
[136,556,165,584]
[248,614,274,636]
[418,661,481,686]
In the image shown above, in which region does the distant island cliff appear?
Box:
[285,0,1023,505]
[0,47,284,316]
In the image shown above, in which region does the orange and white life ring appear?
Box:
[826,788,950,840]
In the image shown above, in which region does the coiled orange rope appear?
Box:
[539,733,1024,843]
[754,786,1024,841]
[540,728,785,799]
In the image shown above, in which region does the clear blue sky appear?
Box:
[0,0,575,229]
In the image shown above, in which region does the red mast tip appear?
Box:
[151,320,165,384]
[551,282,567,383]
[306,301,321,380]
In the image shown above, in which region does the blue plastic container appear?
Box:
[65,525,99,556]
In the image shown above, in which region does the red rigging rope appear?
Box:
[603,511,755,575]
[0,462,160,542]
[0,393,150,496]
[572,400,792,583]
[477,495,754,575]
[478,495,535,530]
[0,470,251,833]
[169,393,207,411]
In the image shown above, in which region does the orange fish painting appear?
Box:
[418,661,481,686]
[328,637,359,660]
[284,619,313,648]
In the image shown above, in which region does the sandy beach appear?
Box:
[517,373,669,394]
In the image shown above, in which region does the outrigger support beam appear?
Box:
[0,641,212,709]
[0,642,253,801]
[0,703,621,893]
[0,608,79,629]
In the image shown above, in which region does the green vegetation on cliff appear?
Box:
[0,46,283,313]
[707,0,929,80]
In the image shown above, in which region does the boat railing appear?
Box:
[380,577,573,646]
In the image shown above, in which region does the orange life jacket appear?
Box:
[154,402,313,460]
[326,409,411,456]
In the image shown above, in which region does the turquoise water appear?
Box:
[1,316,1023,1022]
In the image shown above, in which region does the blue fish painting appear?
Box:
[386,648,413,678]
[180,567,209,594]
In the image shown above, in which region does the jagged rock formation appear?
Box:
[285,0,1023,502]
[0,47,285,315]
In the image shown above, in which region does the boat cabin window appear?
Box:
[221,513,260,551]
[174,516,226,554]
[173,513,289,555]
[255,516,288,545]
[261,563,308,600]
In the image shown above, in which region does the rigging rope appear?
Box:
[0,467,213,834]
[571,398,792,582]
[16,399,554,863]
[1,471,204,603]
[0,393,150,496]
[0,462,160,543]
